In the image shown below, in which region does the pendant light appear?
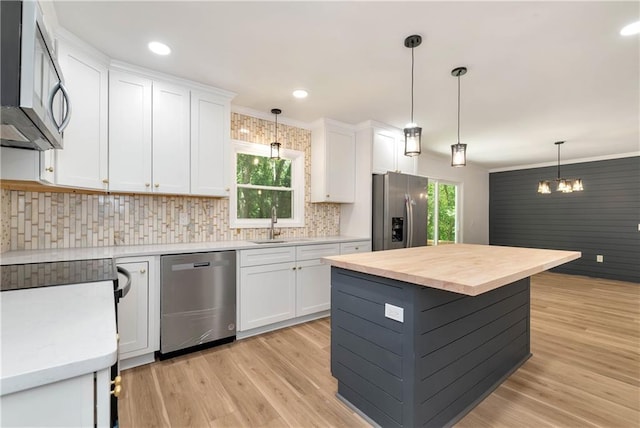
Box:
[270,108,282,159]
[537,141,584,194]
[451,67,468,167]
[403,35,422,157]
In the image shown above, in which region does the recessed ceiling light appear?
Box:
[620,21,640,36]
[292,89,308,99]
[148,41,171,55]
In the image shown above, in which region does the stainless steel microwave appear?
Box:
[0,0,71,150]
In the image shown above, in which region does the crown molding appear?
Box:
[489,152,640,173]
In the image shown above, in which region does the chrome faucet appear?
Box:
[269,206,279,240]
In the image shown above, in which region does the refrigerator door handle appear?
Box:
[405,195,412,248]
[409,197,414,247]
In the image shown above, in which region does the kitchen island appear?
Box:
[322,244,580,428]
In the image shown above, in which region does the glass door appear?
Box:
[427,180,460,245]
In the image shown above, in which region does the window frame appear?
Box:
[230,140,305,228]
[428,179,463,245]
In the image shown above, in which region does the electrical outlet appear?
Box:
[384,303,404,323]
[179,212,189,226]
[596,255,603,263]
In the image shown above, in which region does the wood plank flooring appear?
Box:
[119,272,640,427]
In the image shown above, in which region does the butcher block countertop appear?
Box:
[322,244,581,296]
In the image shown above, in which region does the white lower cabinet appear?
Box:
[116,257,159,368]
[0,369,110,427]
[295,258,331,316]
[239,242,352,333]
[240,261,297,330]
[340,239,372,255]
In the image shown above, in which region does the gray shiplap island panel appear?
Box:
[331,267,531,428]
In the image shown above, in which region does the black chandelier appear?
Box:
[537,141,584,194]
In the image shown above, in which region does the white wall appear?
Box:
[417,152,489,244]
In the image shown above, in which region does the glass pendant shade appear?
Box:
[572,179,584,191]
[537,180,551,194]
[404,126,422,156]
[557,179,572,193]
[451,143,467,167]
[270,141,281,160]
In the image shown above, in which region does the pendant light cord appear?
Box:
[275,113,278,142]
[410,47,415,124]
[457,74,461,144]
[557,143,561,180]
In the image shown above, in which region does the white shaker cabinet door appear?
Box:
[56,40,109,190]
[295,259,331,317]
[152,82,190,194]
[311,120,356,203]
[190,90,230,197]
[325,127,356,202]
[372,130,396,174]
[239,262,296,331]
[108,70,153,192]
[117,261,149,358]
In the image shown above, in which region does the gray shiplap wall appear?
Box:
[489,156,639,283]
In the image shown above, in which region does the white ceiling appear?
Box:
[51,1,639,169]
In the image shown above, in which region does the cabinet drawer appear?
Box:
[296,243,340,261]
[240,246,296,267]
[340,240,372,255]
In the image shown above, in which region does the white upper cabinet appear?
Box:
[108,70,153,193]
[311,119,356,203]
[372,125,417,175]
[109,67,233,196]
[152,81,190,194]
[55,35,109,190]
[190,90,230,197]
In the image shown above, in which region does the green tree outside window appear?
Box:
[427,181,457,245]
[236,153,293,219]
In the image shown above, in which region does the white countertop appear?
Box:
[0,236,369,265]
[0,281,117,396]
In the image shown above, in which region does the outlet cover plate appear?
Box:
[384,303,404,323]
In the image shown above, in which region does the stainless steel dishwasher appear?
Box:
[160,251,236,357]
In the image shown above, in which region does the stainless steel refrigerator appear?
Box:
[372,172,428,251]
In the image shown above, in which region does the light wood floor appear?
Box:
[119,272,640,427]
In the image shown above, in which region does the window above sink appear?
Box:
[230,140,305,229]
